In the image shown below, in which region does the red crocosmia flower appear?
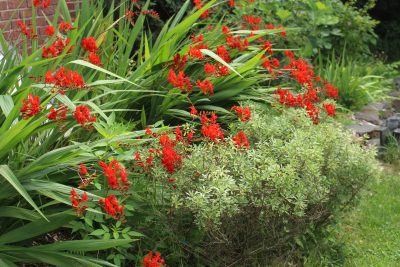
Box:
[233,131,250,149]
[207,25,214,31]
[159,135,173,147]
[99,159,130,192]
[125,10,135,18]
[42,37,72,58]
[167,69,193,92]
[216,45,231,62]
[188,46,204,59]
[228,0,235,6]
[262,41,273,54]
[81,36,98,53]
[193,0,209,18]
[204,63,217,75]
[323,81,339,99]
[284,50,295,60]
[47,105,68,122]
[161,144,182,173]
[145,128,153,136]
[231,106,251,122]
[45,67,85,93]
[222,25,231,34]
[243,15,262,26]
[305,102,320,124]
[70,188,88,216]
[158,135,182,173]
[59,21,74,33]
[200,113,224,141]
[217,65,230,76]
[79,164,88,175]
[191,34,204,43]
[20,94,41,119]
[99,194,125,220]
[172,54,188,71]
[74,105,97,128]
[196,79,214,95]
[87,52,101,66]
[323,103,336,117]
[141,251,166,267]
[33,0,50,8]
[141,9,160,19]
[284,58,315,88]
[190,105,198,116]
[175,126,183,142]
[226,34,248,51]
[187,130,194,142]
[17,20,35,39]
[45,25,55,36]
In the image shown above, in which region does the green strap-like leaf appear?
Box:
[0,165,47,221]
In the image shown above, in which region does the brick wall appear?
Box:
[0,0,81,43]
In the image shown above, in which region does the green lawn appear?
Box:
[341,170,400,266]
[305,166,400,267]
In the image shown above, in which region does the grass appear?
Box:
[306,165,400,266]
[340,167,400,266]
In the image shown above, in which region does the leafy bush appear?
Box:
[146,106,379,266]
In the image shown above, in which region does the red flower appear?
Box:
[79,164,88,175]
[42,37,73,58]
[17,20,35,39]
[196,79,214,95]
[284,58,315,88]
[217,65,230,76]
[74,105,97,128]
[193,0,209,18]
[204,63,217,75]
[222,26,231,34]
[33,0,50,8]
[190,105,198,116]
[233,131,250,149]
[20,94,41,119]
[200,113,224,141]
[45,25,55,36]
[191,34,204,43]
[228,0,235,6]
[159,135,182,173]
[167,69,193,92]
[47,105,68,122]
[59,21,74,33]
[243,15,262,26]
[172,54,187,71]
[284,50,295,60]
[216,45,231,62]
[323,103,336,117]
[45,67,85,92]
[145,128,153,136]
[226,34,248,51]
[187,130,194,142]
[175,126,183,142]
[231,106,251,121]
[99,159,130,192]
[87,52,101,66]
[141,251,166,267]
[262,41,273,54]
[99,194,125,220]
[323,81,339,99]
[70,188,88,216]
[81,36,98,53]
[188,46,204,59]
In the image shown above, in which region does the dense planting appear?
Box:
[0,0,387,266]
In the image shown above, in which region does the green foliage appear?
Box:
[145,106,379,266]
[316,54,391,110]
